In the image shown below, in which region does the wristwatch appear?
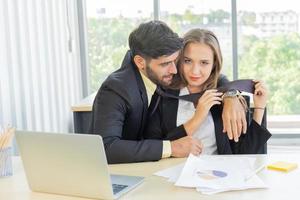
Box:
[222,89,240,98]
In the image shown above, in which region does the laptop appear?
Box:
[16,131,144,199]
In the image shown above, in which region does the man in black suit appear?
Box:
[89,21,247,164]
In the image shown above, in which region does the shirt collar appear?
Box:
[140,71,156,95]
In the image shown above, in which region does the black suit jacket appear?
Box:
[144,89,272,154]
[89,51,163,164]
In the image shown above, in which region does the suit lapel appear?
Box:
[162,90,180,137]
[130,56,148,138]
[118,50,149,139]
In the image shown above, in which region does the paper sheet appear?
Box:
[175,155,255,188]
[154,154,268,194]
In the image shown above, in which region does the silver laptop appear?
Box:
[16,131,144,199]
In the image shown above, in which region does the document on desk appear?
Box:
[196,173,267,195]
[154,154,268,194]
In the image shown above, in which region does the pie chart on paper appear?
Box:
[196,170,228,180]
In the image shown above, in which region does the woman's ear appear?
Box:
[133,55,146,70]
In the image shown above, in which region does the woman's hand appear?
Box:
[184,89,222,136]
[253,80,268,109]
[195,89,223,119]
[252,80,268,125]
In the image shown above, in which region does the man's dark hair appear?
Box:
[129,20,183,59]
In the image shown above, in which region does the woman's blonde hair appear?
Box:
[170,28,223,90]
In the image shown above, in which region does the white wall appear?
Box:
[0,0,83,133]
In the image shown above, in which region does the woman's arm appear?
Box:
[230,80,271,154]
[184,89,222,135]
[144,97,203,157]
[252,80,268,125]
[144,95,187,141]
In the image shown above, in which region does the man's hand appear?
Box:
[222,97,247,142]
[170,136,203,157]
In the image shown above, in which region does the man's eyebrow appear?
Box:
[159,60,173,65]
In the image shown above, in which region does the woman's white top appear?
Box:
[176,87,218,155]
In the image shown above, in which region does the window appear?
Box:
[83,0,300,135]
[85,0,152,93]
[237,0,300,134]
[160,0,233,80]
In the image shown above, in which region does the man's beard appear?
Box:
[145,64,173,87]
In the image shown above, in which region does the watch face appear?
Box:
[225,89,239,97]
[228,90,238,95]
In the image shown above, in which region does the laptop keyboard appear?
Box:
[112,184,128,194]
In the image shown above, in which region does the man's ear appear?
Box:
[133,55,146,70]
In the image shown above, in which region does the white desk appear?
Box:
[0,153,299,200]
